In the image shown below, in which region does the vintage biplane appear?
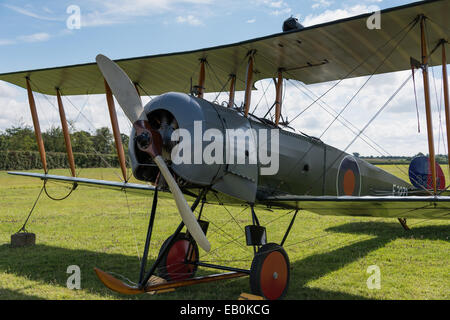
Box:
[1,0,449,300]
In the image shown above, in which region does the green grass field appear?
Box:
[0,165,448,300]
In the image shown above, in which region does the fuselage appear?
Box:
[128,92,410,209]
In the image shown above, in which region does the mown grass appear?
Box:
[0,165,448,300]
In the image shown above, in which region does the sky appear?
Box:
[0,0,449,157]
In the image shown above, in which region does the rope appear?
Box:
[17,185,45,233]
[43,180,77,201]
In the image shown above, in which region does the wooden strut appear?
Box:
[441,41,450,178]
[228,74,236,108]
[275,70,283,126]
[56,89,76,177]
[420,17,437,194]
[104,79,128,182]
[244,55,254,117]
[25,78,48,173]
[198,59,206,99]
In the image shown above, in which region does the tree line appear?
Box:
[354,152,449,164]
[0,125,130,170]
[0,125,129,155]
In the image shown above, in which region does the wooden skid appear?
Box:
[144,272,248,293]
[94,267,247,295]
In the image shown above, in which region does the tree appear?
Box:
[43,126,66,153]
[91,127,114,154]
[4,126,37,151]
[71,131,93,153]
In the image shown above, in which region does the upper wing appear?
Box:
[0,0,448,96]
[261,195,450,220]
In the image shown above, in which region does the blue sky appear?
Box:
[1,0,448,157]
[0,0,414,72]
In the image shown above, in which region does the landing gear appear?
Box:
[95,191,297,299]
[157,233,199,281]
[250,243,290,300]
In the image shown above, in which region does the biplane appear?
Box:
[1,0,449,300]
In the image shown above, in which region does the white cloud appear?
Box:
[3,4,63,21]
[176,15,203,26]
[246,18,256,24]
[270,8,292,16]
[254,0,292,16]
[268,1,284,8]
[18,32,51,43]
[312,0,333,10]
[0,39,16,46]
[0,32,51,46]
[81,0,212,27]
[302,5,375,26]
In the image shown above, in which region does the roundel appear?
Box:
[337,155,361,196]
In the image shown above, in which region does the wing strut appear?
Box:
[244,53,255,117]
[420,16,437,194]
[197,58,206,99]
[441,40,450,178]
[228,74,236,108]
[274,69,283,126]
[104,79,128,182]
[56,89,76,177]
[25,78,48,173]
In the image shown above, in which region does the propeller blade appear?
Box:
[96,54,145,123]
[153,155,211,252]
[96,54,210,252]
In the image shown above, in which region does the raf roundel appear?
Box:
[337,155,361,196]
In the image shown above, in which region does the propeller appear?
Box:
[96,54,211,252]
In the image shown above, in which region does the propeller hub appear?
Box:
[133,120,163,159]
[135,132,152,150]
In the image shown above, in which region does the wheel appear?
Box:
[157,233,199,281]
[250,243,290,300]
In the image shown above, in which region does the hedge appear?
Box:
[0,151,123,170]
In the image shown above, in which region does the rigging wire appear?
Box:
[287,79,417,183]
[283,17,419,125]
[124,189,142,264]
[263,16,420,198]
[304,71,421,196]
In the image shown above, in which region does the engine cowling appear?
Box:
[128,92,259,202]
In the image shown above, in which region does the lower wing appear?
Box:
[8,171,156,195]
[261,195,450,220]
[9,171,450,220]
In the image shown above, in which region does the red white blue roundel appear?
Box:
[337,155,361,196]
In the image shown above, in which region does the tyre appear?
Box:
[250,243,290,300]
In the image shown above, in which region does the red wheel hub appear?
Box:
[259,251,288,300]
[165,239,197,281]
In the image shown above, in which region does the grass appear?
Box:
[0,165,448,300]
